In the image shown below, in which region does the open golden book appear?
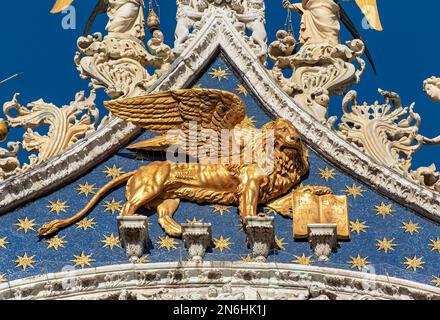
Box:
[291,193,350,240]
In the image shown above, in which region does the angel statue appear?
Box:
[282,0,382,46]
[37,89,335,238]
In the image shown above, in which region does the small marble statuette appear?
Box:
[182,223,212,262]
[245,216,275,262]
[307,224,338,262]
[117,216,149,263]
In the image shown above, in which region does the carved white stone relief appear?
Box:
[307,224,337,262]
[245,216,275,262]
[182,223,212,262]
[0,91,105,180]
[174,0,267,62]
[328,89,440,192]
[118,216,150,263]
[75,0,174,99]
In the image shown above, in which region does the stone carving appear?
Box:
[307,224,337,262]
[174,0,267,62]
[182,223,212,262]
[245,216,275,262]
[117,216,149,263]
[328,89,440,191]
[0,91,103,180]
[424,77,440,103]
[1,262,439,300]
[269,37,365,121]
[268,1,368,121]
[75,0,174,99]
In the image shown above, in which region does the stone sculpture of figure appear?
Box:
[239,0,267,61]
[107,0,146,40]
[174,0,206,53]
[283,0,340,46]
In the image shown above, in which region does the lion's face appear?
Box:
[272,119,303,153]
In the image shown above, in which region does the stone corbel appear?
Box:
[307,224,338,262]
[117,216,149,263]
[245,216,275,262]
[182,223,212,262]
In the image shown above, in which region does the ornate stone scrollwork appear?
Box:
[245,216,275,262]
[0,91,104,180]
[75,0,174,99]
[307,224,337,262]
[174,0,267,63]
[328,88,440,191]
[117,216,149,263]
[182,223,212,262]
[269,37,365,121]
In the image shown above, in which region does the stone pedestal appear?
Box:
[117,216,149,263]
[245,216,275,262]
[182,223,212,262]
[307,224,337,262]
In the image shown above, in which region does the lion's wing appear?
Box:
[105,89,247,161]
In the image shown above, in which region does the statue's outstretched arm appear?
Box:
[282,0,304,15]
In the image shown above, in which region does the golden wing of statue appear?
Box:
[51,0,74,13]
[104,89,247,160]
[355,0,383,31]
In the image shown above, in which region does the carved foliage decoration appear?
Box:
[0,91,105,180]
[328,88,440,191]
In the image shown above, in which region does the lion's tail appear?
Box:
[38,171,136,237]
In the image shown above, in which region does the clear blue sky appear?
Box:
[0,0,439,169]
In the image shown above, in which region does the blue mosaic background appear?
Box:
[0,55,439,288]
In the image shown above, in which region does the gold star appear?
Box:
[375,237,398,254]
[76,218,96,231]
[72,252,95,268]
[401,220,421,235]
[15,253,36,271]
[46,235,67,251]
[275,236,287,250]
[432,276,440,287]
[208,67,229,81]
[240,255,256,262]
[76,182,98,197]
[0,237,9,249]
[47,200,69,215]
[138,256,150,264]
[235,84,248,96]
[0,274,6,283]
[240,116,256,128]
[103,199,123,214]
[429,238,440,253]
[15,217,37,233]
[319,167,336,182]
[375,203,394,218]
[104,165,125,179]
[211,205,232,216]
[348,255,369,271]
[213,236,232,252]
[186,217,204,225]
[101,234,120,250]
[350,220,369,235]
[292,253,313,266]
[157,236,178,251]
[404,256,425,272]
[344,184,365,198]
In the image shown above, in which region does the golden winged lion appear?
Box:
[38,89,332,238]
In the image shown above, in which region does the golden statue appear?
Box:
[38,89,348,239]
